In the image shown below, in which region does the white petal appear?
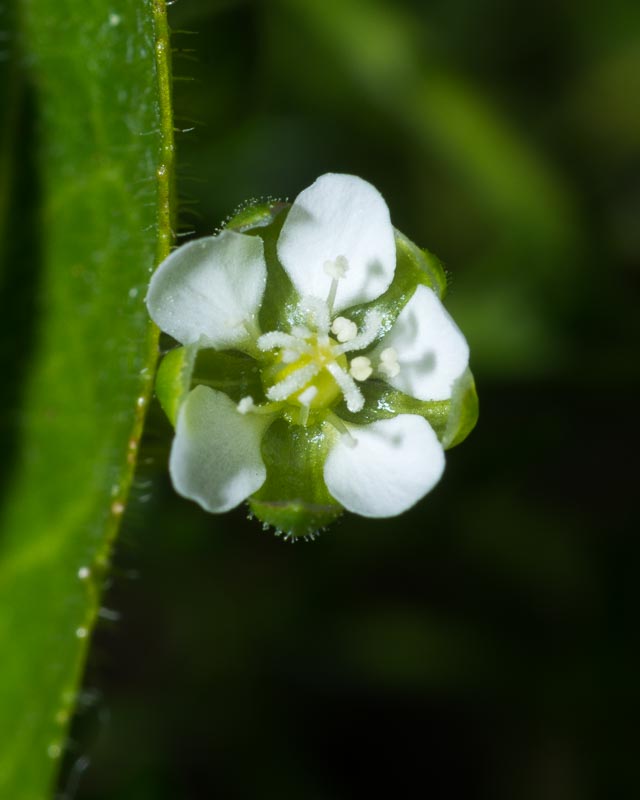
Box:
[277,173,396,312]
[146,230,266,348]
[376,285,469,401]
[323,415,445,518]
[169,385,269,513]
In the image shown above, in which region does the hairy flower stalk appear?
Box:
[146,174,478,538]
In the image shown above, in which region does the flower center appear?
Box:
[238,256,400,427]
[260,327,351,412]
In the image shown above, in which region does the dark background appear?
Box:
[63,1,639,797]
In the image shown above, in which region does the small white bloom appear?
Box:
[147,173,470,520]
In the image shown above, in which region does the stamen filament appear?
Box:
[297,386,318,426]
[323,255,348,314]
[301,296,330,333]
[242,318,261,341]
[325,411,357,447]
[325,362,365,412]
[291,325,311,339]
[266,362,320,401]
[257,331,312,354]
[326,278,339,315]
[237,396,282,416]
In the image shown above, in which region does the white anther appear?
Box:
[237,396,256,415]
[335,309,383,354]
[323,255,349,280]
[331,316,358,343]
[297,386,318,407]
[379,347,400,378]
[349,356,372,381]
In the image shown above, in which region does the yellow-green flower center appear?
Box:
[238,261,400,427]
[262,334,349,411]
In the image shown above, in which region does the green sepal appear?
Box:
[333,229,449,342]
[336,380,451,442]
[442,369,479,449]
[225,200,289,233]
[335,367,478,450]
[253,209,301,335]
[191,349,265,405]
[156,346,265,426]
[226,201,301,336]
[396,230,448,299]
[249,419,343,537]
[155,344,197,426]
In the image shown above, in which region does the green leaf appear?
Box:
[0,2,174,797]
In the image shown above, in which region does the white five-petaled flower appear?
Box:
[146,173,470,519]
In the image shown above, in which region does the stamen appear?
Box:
[266,362,320,402]
[236,396,282,415]
[291,325,311,339]
[297,386,318,426]
[257,331,311,354]
[242,318,261,341]
[349,356,372,381]
[325,362,365,412]
[331,316,358,343]
[298,386,318,407]
[378,347,400,378]
[324,255,349,313]
[237,396,255,415]
[301,296,330,333]
[323,255,348,280]
[237,397,282,416]
[335,310,383,354]
[281,349,299,364]
[325,411,358,448]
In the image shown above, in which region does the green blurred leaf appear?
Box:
[0,4,21,274]
[0,1,174,797]
[275,0,584,376]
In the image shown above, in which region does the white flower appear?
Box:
[147,173,470,520]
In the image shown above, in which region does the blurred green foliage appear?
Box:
[1,0,639,798]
